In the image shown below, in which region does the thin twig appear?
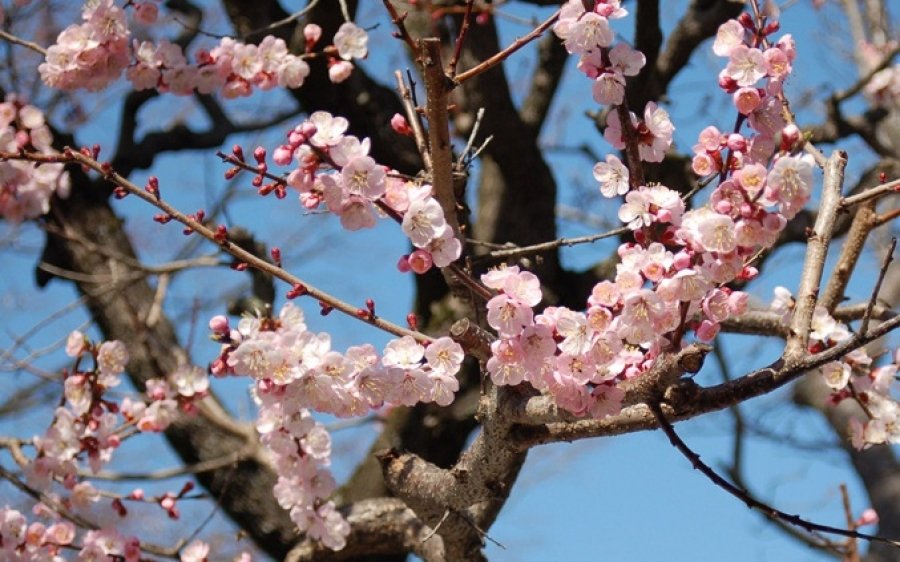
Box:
[382,0,421,59]
[860,237,896,336]
[421,509,451,543]
[833,45,900,103]
[840,177,900,209]
[841,484,860,562]
[457,108,485,171]
[1,149,430,342]
[395,70,432,172]
[648,400,900,549]
[447,0,475,77]
[478,225,628,262]
[454,9,560,85]
[0,29,46,56]
[82,448,251,481]
[786,151,847,358]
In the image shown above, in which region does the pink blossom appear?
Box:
[98,340,129,376]
[593,154,630,197]
[278,56,310,89]
[724,46,767,87]
[766,154,813,218]
[66,330,86,357]
[333,22,368,60]
[556,309,593,355]
[134,2,159,25]
[713,20,745,57]
[487,294,534,337]
[427,229,462,267]
[732,87,761,114]
[856,508,879,527]
[487,339,526,386]
[820,361,851,391]
[407,249,433,274]
[589,384,624,418]
[428,370,460,406]
[695,212,737,253]
[589,281,621,308]
[609,43,645,76]
[692,153,717,176]
[180,540,210,562]
[592,72,626,105]
[638,102,674,162]
[770,286,794,323]
[564,12,614,54]
[425,337,464,376]
[341,156,386,199]
[307,111,349,147]
[402,196,447,247]
[304,24,323,45]
[695,320,720,342]
[748,96,786,136]
[170,364,209,397]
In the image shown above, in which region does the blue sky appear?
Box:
[0,1,897,560]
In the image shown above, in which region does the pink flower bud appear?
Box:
[696,320,720,342]
[253,146,266,163]
[26,522,45,546]
[160,495,176,510]
[44,522,75,545]
[856,508,879,527]
[738,266,759,281]
[727,290,749,314]
[304,24,323,45]
[210,357,227,375]
[272,145,293,166]
[714,199,732,214]
[726,133,747,151]
[397,254,412,273]
[692,153,717,176]
[124,537,141,562]
[779,123,801,150]
[732,87,761,115]
[299,192,321,209]
[328,60,354,83]
[299,122,317,138]
[718,71,738,93]
[391,113,413,136]
[407,250,433,274]
[673,251,692,270]
[134,2,159,24]
[208,315,229,333]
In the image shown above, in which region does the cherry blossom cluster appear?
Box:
[484,8,832,420]
[0,97,69,222]
[858,40,900,109]
[255,389,348,550]
[39,0,368,95]
[553,0,674,163]
[209,304,463,549]
[771,288,900,449]
[255,111,461,273]
[0,507,142,562]
[26,332,209,527]
[0,505,239,562]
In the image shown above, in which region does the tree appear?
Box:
[0,0,897,560]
